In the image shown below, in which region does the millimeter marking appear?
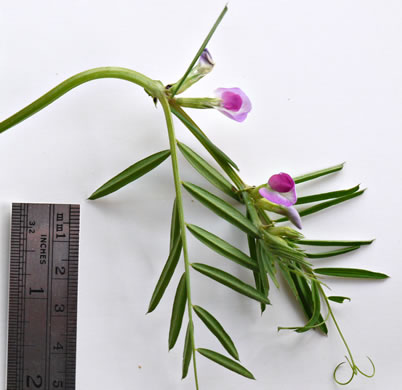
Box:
[7,203,80,390]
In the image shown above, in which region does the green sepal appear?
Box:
[89,149,171,199]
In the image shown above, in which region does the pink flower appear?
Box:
[259,173,302,229]
[214,88,251,122]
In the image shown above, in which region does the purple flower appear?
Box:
[259,173,302,229]
[214,88,252,122]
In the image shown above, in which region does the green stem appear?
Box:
[0,67,163,133]
[320,285,356,366]
[159,93,200,389]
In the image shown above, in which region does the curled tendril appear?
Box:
[333,356,375,385]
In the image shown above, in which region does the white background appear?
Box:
[0,1,401,389]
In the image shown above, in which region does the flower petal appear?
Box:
[214,88,252,122]
[285,206,302,229]
[258,187,294,207]
[259,187,294,207]
[284,186,297,205]
[221,91,242,111]
[268,173,294,193]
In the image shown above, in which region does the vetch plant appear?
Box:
[0,5,388,389]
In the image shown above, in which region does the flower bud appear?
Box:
[172,49,215,94]
[266,226,304,240]
[198,48,215,74]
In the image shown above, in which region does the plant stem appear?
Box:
[0,67,163,133]
[159,93,200,389]
[319,285,356,366]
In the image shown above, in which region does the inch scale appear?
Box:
[7,203,80,390]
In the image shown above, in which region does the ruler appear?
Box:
[7,203,80,390]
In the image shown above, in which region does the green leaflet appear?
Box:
[295,280,322,333]
[275,190,365,223]
[186,224,257,271]
[328,296,351,304]
[89,149,171,200]
[170,198,181,251]
[290,268,328,334]
[193,305,239,360]
[257,240,279,289]
[255,240,270,299]
[182,182,260,237]
[293,163,344,184]
[296,185,360,205]
[305,246,360,259]
[171,103,239,172]
[147,235,182,313]
[248,234,266,313]
[177,141,237,199]
[315,268,389,279]
[278,263,299,298]
[278,278,324,333]
[170,5,228,97]
[182,321,193,379]
[191,263,270,305]
[296,239,374,247]
[247,233,257,263]
[197,348,255,380]
[168,273,188,350]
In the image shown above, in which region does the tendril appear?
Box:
[333,356,375,385]
[318,283,376,385]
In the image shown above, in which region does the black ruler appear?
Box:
[7,203,80,390]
